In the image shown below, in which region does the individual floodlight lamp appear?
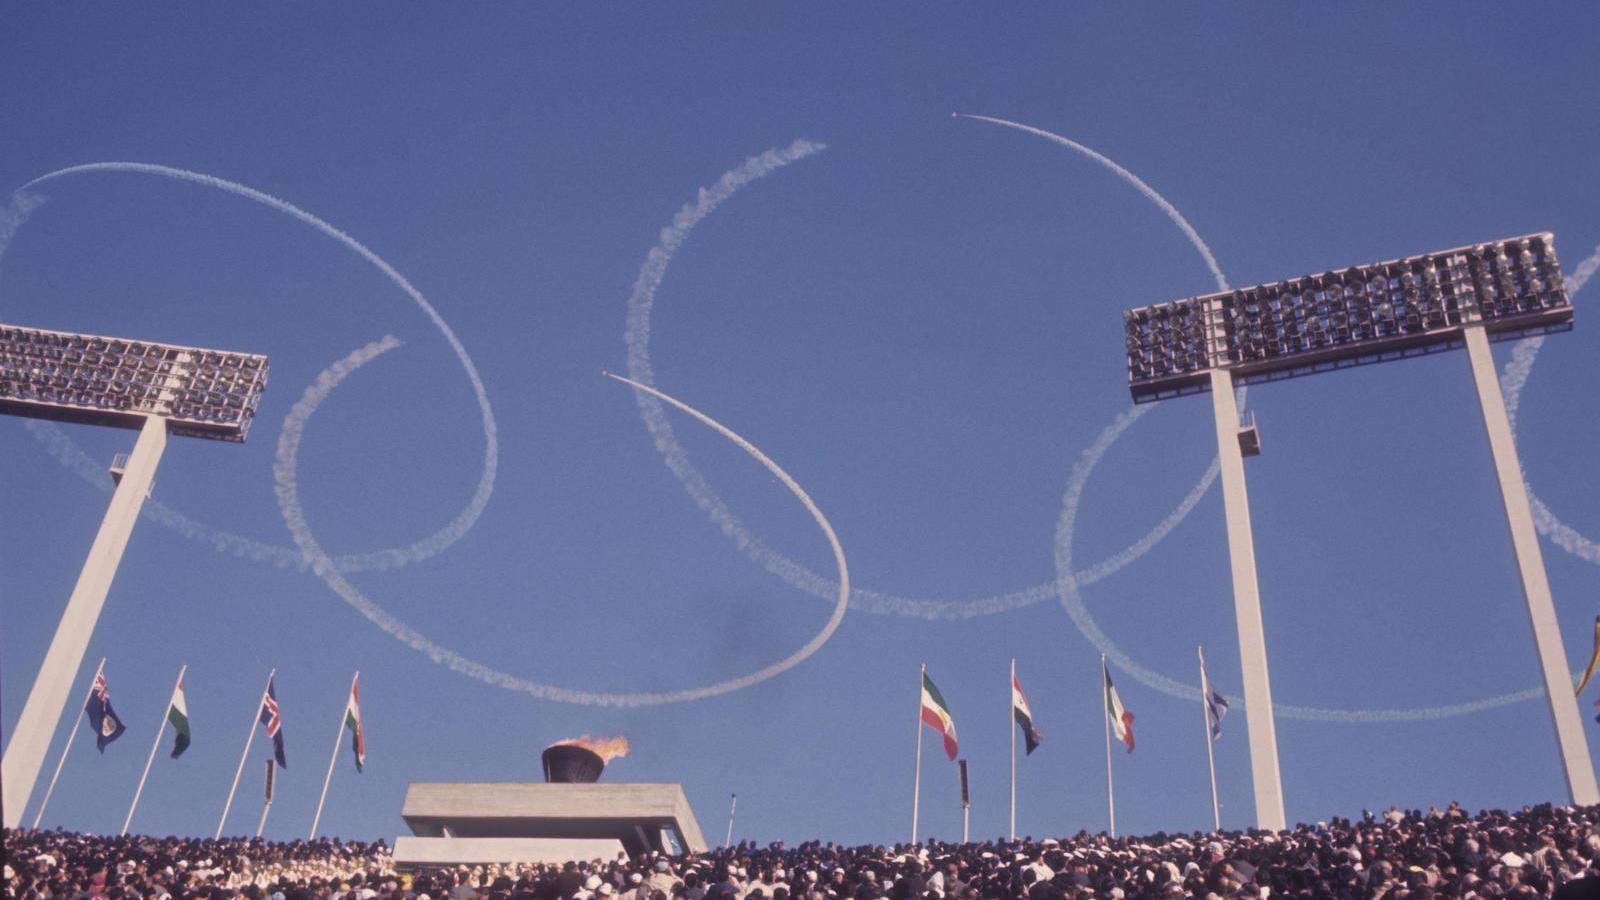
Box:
[1121,233,1593,830]
[0,321,268,826]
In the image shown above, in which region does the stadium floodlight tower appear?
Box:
[0,322,268,827]
[1122,233,1596,830]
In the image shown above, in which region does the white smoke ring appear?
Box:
[991,118,1594,721]
[1499,243,1600,564]
[627,132,1228,619]
[4,165,498,573]
[1053,394,1569,722]
[276,342,850,706]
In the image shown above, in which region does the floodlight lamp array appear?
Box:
[1124,233,1573,403]
[0,323,269,441]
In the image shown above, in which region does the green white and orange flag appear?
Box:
[1574,614,1600,697]
[167,676,191,758]
[1104,662,1134,753]
[344,676,365,772]
[920,670,959,760]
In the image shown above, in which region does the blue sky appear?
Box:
[3,4,1600,847]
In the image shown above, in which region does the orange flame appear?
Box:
[550,734,630,763]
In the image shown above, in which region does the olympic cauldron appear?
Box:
[395,736,706,868]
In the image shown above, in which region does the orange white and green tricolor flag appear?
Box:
[920,670,959,760]
[1104,663,1135,753]
[344,676,365,772]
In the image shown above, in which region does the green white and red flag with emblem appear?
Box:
[920,670,959,760]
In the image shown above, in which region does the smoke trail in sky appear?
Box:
[962,111,1600,720]
[625,132,1228,619]
[277,349,850,706]
[954,113,1229,295]
[1499,240,1600,562]
[1052,387,1574,721]
[0,192,43,271]
[1500,242,1599,430]
[966,114,1598,721]
[7,164,498,572]
[1046,232,1600,718]
[24,395,411,573]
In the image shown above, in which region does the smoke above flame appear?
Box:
[549,735,629,763]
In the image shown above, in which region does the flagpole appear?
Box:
[1102,654,1115,839]
[31,657,105,829]
[724,793,737,847]
[218,667,274,839]
[912,662,925,845]
[256,792,272,838]
[960,760,969,843]
[1199,645,1221,832]
[1009,657,1017,842]
[123,664,183,836]
[309,671,357,840]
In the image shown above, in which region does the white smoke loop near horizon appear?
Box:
[1052,392,1565,722]
[627,128,1230,619]
[275,342,850,706]
[4,163,498,573]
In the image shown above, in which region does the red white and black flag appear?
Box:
[1011,669,1043,755]
[259,677,287,768]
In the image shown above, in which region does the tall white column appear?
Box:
[1463,324,1599,804]
[3,414,168,826]
[1208,368,1286,831]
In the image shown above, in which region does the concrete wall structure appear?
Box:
[401,782,707,863]
[393,837,625,869]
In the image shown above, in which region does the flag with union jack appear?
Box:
[86,670,126,752]
[259,677,287,768]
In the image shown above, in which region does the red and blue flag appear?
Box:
[86,671,126,752]
[259,678,287,768]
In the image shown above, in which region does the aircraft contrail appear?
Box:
[276,348,850,706]
[1500,241,1600,431]
[626,131,1229,619]
[960,113,1591,722]
[1500,240,1600,564]
[5,164,498,572]
[0,192,43,275]
[953,112,1229,295]
[1052,379,1571,722]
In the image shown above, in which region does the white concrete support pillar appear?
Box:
[1462,324,1599,805]
[1208,368,1287,831]
[2,414,168,826]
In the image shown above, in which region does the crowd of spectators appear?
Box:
[11,802,1600,900]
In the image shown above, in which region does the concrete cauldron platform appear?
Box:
[395,782,707,869]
